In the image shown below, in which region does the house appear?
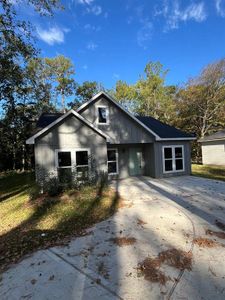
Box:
[199,129,225,166]
[26,91,196,183]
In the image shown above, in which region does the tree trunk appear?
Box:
[12,145,16,170]
[62,90,65,113]
[21,144,25,172]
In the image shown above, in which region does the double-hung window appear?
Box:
[97,106,109,124]
[163,146,184,173]
[107,149,118,175]
[56,151,72,182]
[56,149,90,180]
[76,150,89,178]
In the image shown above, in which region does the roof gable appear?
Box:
[26,109,110,144]
[77,91,160,140]
[77,91,196,141]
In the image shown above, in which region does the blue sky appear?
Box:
[18,0,225,88]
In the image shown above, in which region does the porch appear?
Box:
[107,143,155,179]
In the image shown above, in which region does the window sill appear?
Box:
[163,169,185,174]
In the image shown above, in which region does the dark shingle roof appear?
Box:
[136,116,195,139]
[36,113,63,129]
[199,129,225,142]
[35,112,195,140]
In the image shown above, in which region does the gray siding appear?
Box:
[80,97,154,144]
[143,144,156,177]
[153,141,192,178]
[35,115,107,181]
[201,140,225,166]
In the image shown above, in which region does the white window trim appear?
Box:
[162,145,185,174]
[55,148,90,171]
[107,148,119,175]
[96,105,109,125]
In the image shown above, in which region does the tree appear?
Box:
[0,0,62,171]
[0,0,62,109]
[26,58,53,112]
[177,59,225,160]
[45,55,76,112]
[110,80,138,113]
[69,81,101,109]
[135,61,177,124]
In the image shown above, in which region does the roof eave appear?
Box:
[158,137,196,141]
[199,137,225,143]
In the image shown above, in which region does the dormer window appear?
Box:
[97,106,109,124]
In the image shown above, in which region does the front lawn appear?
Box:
[192,164,225,182]
[0,172,121,273]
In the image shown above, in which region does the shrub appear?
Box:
[44,177,63,197]
[29,184,42,201]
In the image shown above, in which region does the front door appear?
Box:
[129,148,142,176]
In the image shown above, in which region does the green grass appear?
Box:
[0,172,120,273]
[192,164,225,182]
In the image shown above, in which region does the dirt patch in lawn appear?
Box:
[193,237,219,248]
[206,229,225,239]
[215,220,225,231]
[110,237,136,247]
[137,248,192,285]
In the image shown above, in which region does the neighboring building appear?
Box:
[199,130,225,166]
[26,92,196,183]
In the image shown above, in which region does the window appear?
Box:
[107,149,118,175]
[76,150,89,178]
[58,152,71,168]
[97,106,108,124]
[55,149,90,180]
[57,151,72,183]
[163,146,184,173]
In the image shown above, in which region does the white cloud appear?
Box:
[154,0,169,17]
[127,16,133,24]
[215,0,225,17]
[87,5,102,15]
[84,23,101,32]
[113,73,120,80]
[36,26,69,45]
[154,1,207,31]
[76,0,94,4]
[86,41,98,50]
[137,21,153,48]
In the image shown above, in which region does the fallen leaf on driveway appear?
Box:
[110,237,136,247]
[30,279,37,285]
[194,237,219,248]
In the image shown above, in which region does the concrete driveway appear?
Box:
[1,176,225,300]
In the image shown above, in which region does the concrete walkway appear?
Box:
[1,176,225,299]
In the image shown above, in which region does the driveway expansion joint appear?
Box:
[47,248,123,300]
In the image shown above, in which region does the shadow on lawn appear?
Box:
[0,179,120,273]
[0,172,34,203]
